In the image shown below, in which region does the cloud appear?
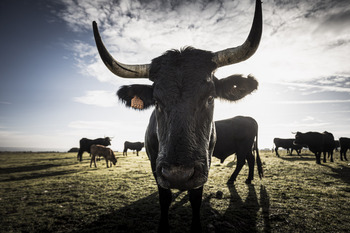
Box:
[55,0,350,86]
[270,77,350,94]
[0,101,11,105]
[272,99,350,105]
[74,90,118,107]
[68,120,118,130]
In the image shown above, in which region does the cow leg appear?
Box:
[344,149,348,161]
[90,155,93,168]
[158,186,172,233]
[77,150,83,161]
[330,151,334,162]
[137,150,139,156]
[340,150,344,161]
[227,154,245,184]
[105,158,109,168]
[91,155,97,167]
[315,152,321,164]
[246,152,255,184]
[275,147,279,157]
[323,152,327,163]
[189,187,203,233]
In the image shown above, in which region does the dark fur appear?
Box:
[123,141,144,156]
[213,116,263,184]
[273,138,303,157]
[117,48,258,232]
[339,137,350,161]
[117,85,154,109]
[77,137,111,161]
[294,131,335,164]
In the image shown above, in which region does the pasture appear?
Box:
[1,150,349,233]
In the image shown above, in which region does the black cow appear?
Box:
[323,131,336,162]
[76,137,111,161]
[213,116,263,184]
[339,137,350,161]
[93,0,262,231]
[123,141,144,156]
[294,131,335,164]
[273,138,302,157]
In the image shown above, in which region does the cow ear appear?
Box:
[117,85,154,110]
[214,74,258,101]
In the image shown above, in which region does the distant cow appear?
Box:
[77,137,111,161]
[294,131,335,164]
[213,116,263,184]
[123,141,144,156]
[90,144,117,168]
[273,138,303,156]
[339,137,350,161]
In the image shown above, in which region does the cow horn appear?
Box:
[92,21,150,79]
[213,0,263,68]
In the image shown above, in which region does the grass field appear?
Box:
[1,150,349,233]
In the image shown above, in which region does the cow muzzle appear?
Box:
[156,162,208,190]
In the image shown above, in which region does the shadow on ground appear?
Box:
[72,185,270,233]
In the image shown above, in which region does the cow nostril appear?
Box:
[161,166,194,182]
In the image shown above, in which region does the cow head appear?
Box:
[93,0,262,190]
[110,151,117,165]
[294,132,304,146]
[104,137,112,146]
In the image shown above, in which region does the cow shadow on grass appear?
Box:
[202,184,270,233]
[73,185,270,233]
[72,192,160,233]
[0,164,61,175]
[323,164,350,186]
[278,154,315,162]
[0,169,79,182]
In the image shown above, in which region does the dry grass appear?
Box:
[0,150,349,232]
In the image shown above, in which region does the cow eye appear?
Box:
[207,96,214,105]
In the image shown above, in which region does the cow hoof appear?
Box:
[245,179,252,184]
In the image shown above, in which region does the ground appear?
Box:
[0,150,349,232]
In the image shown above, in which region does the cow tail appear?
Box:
[255,129,264,179]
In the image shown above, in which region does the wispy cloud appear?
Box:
[68,120,118,130]
[74,90,118,107]
[0,101,11,105]
[270,77,350,94]
[272,99,350,105]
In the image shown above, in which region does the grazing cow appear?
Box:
[294,131,335,164]
[123,141,144,156]
[90,144,117,168]
[273,138,303,157]
[93,0,262,231]
[77,137,111,161]
[339,137,350,161]
[213,116,263,184]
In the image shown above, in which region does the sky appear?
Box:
[0,0,349,152]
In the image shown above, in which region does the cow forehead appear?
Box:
[150,48,216,81]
